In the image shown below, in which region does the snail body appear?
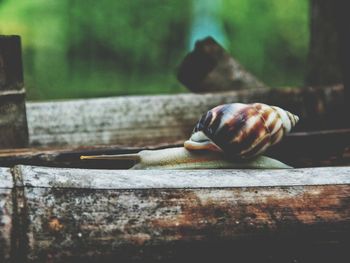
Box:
[81,147,292,169]
[185,103,299,159]
[81,103,299,169]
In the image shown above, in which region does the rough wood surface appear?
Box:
[0,35,28,149]
[177,36,268,92]
[26,84,346,148]
[1,165,350,262]
[17,165,350,189]
[0,167,13,262]
[0,166,350,262]
[0,167,12,188]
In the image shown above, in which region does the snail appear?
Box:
[81,103,299,169]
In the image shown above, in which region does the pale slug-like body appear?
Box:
[81,147,292,169]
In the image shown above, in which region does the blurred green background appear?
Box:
[0,0,309,101]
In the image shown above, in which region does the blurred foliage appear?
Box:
[0,0,309,101]
[222,0,309,87]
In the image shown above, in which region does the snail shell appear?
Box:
[184,103,299,159]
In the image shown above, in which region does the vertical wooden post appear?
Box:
[306,0,343,86]
[306,0,350,127]
[334,0,350,118]
[0,35,29,148]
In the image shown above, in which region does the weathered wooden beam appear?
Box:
[26,84,346,148]
[267,128,350,167]
[0,35,28,149]
[16,165,350,189]
[0,129,349,169]
[1,165,350,262]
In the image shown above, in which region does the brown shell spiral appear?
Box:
[184,103,299,159]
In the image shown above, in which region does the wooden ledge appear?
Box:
[26,85,345,147]
[12,165,350,189]
[1,165,350,262]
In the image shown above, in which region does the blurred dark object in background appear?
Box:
[177,37,268,92]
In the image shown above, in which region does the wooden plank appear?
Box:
[0,129,348,169]
[2,165,349,262]
[0,35,28,149]
[0,167,13,263]
[267,128,350,167]
[26,84,345,147]
[17,165,350,189]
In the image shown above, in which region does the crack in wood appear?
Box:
[10,166,29,263]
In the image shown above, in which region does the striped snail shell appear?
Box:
[184,103,299,159]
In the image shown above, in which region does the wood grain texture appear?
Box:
[22,186,350,262]
[0,167,13,263]
[17,165,350,189]
[1,165,350,262]
[26,85,345,148]
[15,165,350,262]
[0,167,12,188]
